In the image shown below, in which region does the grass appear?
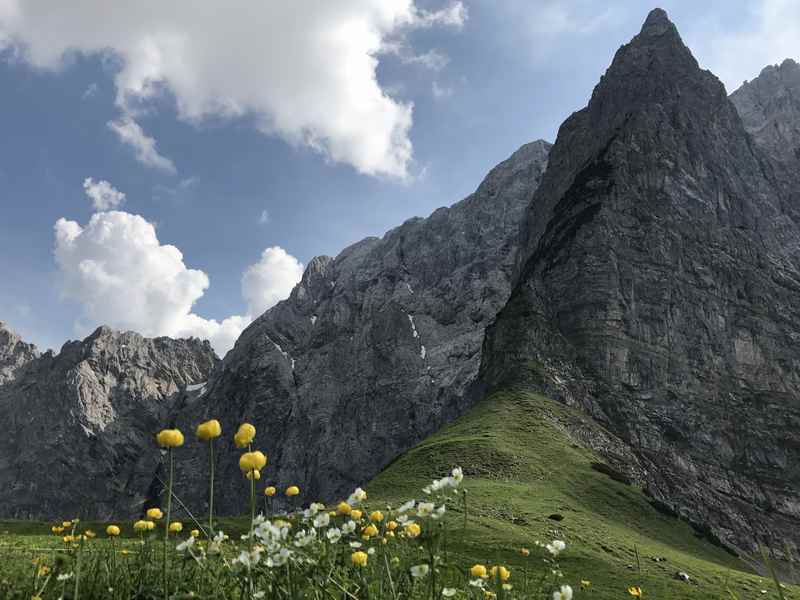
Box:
[0,390,795,598]
[368,390,799,599]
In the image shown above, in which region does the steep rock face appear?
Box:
[480,9,800,555]
[171,141,551,513]
[0,321,38,384]
[731,59,800,164]
[0,326,217,519]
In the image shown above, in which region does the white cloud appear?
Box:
[691,0,800,92]
[431,81,453,100]
[0,1,465,178]
[259,209,270,225]
[83,177,126,211]
[107,116,176,174]
[53,208,304,356]
[242,247,304,317]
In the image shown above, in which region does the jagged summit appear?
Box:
[0,321,38,385]
[639,7,675,36]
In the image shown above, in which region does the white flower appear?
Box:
[176,536,196,553]
[265,548,291,568]
[442,588,457,597]
[347,487,368,506]
[417,502,435,517]
[326,527,342,543]
[367,547,376,555]
[313,512,330,528]
[293,529,316,547]
[57,573,74,582]
[234,550,261,569]
[410,564,430,578]
[431,504,446,520]
[208,530,226,555]
[398,500,415,513]
[553,585,573,600]
[451,467,463,484]
[349,541,362,548]
[341,520,357,534]
[468,579,485,589]
[546,540,566,557]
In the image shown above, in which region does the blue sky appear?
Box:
[1,1,797,354]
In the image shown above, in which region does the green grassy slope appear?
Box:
[368,391,797,599]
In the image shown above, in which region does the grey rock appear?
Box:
[0,321,38,385]
[480,8,800,556]
[0,325,218,519]
[730,59,800,164]
[169,141,551,514]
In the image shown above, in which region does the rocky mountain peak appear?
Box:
[0,321,38,384]
[639,7,674,36]
[730,56,800,163]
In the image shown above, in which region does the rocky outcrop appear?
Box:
[480,8,800,556]
[169,141,551,514]
[0,321,38,384]
[730,59,800,164]
[0,325,217,519]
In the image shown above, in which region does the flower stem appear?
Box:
[208,440,215,536]
[163,447,174,600]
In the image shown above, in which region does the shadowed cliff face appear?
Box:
[480,8,800,555]
[0,325,218,520]
[168,141,552,514]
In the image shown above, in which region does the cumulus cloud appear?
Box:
[693,0,800,92]
[107,117,176,174]
[83,177,126,211]
[53,209,304,356]
[0,1,465,178]
[242,247,305,317]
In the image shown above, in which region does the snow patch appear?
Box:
[310,315,318,325]
[420,345,426,360]
[405,282,414,294]
[272,340,296,371]
[407,314,419,338]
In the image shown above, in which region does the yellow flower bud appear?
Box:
[490,566,510,582]
[336,502,352,515]
[62,521,72,528]
[169,522,183,533]
[145,521,155,531]
[83,530,96,538]
[369,511,384,522]
[196,419,222,441]
[190,529,200,538]
[239,450,267,472]
[350,509,363,520]
[234,423,256,448]
[133,520,148,532]
[404,522,421,538]
[146,508,163,520]
[351,551,368,567]
[362,524,378,538]
[106,525,121,537]
[285,485,300,497]
[386,520,398,531]
[470,564,488,579]
[156,429,184,448]
[264,486,277,497]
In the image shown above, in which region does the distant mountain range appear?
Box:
[1,7,798,558]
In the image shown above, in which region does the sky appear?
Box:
[1,0,799,356]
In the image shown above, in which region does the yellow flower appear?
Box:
[386,530,395,538]
[62,521,72,528]
[369,511,384,522]
[519,547,530,557]
[106,525,121,537]
[239,450,267,472]
[37,565,50,576]
[191,529,200,538]
[351,551,368,567]
[133,520,148,532]
[285,485,300,497]
[169,522,183,533]
[581,580,592,589]
[362,524,379,538]
[145,521,156,531]
[628,586,643,597]
[386,520,398,531]
[336,502,352,515]
[84,530,96,538]
[234,423,256,448]
[246,469,261,480]
[51,526,64,535]
[146,508,163,520]
[264,486,277,497]
[350,509,363,520]
[156,429,184,448]
[196,419,222,441]
[404,522,421,538]
[470,564,488,579]
[490,566,511,582]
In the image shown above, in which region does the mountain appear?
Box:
[479,8,800,555]
[168,141,552,513]
[0,321,38,385]
[0,324,217,519]
[730,58,800,164]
